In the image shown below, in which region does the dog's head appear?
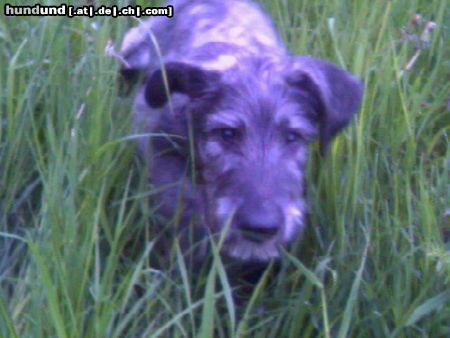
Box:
[139,58,363,262]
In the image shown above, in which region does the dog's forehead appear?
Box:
[213,63,318,135]
[204,96,310,131]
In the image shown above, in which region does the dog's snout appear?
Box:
[237,204,283,242]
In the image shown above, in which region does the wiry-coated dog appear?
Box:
[120,0,363,264]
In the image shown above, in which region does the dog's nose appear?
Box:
[236,204,282,242]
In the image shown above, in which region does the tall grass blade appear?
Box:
[405,291,450,327]
[337,242,369,338]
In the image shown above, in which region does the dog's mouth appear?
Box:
[239,226,279,243]
[221,256,280,285]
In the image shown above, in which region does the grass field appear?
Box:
[1,0,449,337]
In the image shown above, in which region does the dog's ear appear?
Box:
[144,62,222,108]
[288,57,364,154]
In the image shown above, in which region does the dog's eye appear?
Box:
[220,128,238,141]
[286,131,302,143]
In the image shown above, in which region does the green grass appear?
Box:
[1,0,449,337]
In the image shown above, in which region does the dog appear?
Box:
[119,0,363,265]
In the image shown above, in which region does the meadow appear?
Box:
[0,0,449,337]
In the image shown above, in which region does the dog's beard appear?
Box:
[221,234,281,262]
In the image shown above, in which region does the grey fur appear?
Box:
[120,0,363,262]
